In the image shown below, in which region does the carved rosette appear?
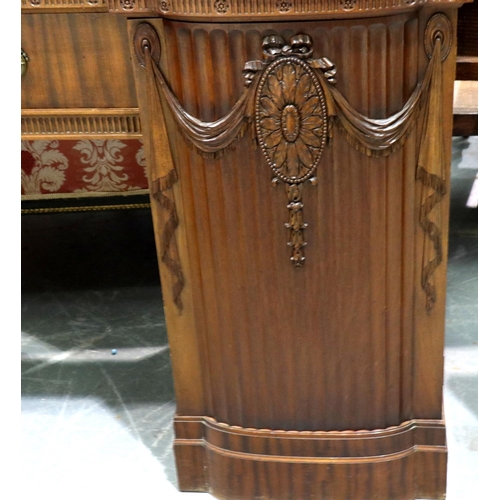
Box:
[159,0,170,12]
[120,0,135,9]
[276,0,292,13]
[341,0,356,10]
[256,58,327,184]
[214,0,229,14]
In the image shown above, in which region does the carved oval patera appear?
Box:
[256,57,327,184]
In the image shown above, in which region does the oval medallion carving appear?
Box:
[256,57,328,184]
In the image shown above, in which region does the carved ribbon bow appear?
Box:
[243,34,337,87]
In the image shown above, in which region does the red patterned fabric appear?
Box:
[21,139,148,196]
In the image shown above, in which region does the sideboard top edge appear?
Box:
[128,1,471,21]
[22,0,472,18]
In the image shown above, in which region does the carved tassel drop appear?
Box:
[285,183,307,267]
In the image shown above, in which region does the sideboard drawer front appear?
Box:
[21,13,137,109]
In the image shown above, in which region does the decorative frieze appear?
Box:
[107,0,150,12]
[21,109,142,140]
[21,0,108,12]
[111,0,471,19]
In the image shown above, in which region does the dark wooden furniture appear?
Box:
[21,1,473,498]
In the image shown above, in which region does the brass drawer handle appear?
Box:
[21,49,29,76]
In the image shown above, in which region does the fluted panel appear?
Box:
[401,17,419,421]
[384,18,405,426]
[161,13,421,431]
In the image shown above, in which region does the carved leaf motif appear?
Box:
[302,115,323,131]
[282,63,296,104]
[261,117,280,132]
[296,73,312,99]
[286,143,299,177]
[301,96,320,118]
[273,141,288,169]
[295,140,313,167]
[264,129,282,149]
[266,74,285,111]
[301,129,322,148]
[261,96,277,117]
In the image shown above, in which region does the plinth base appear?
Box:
[174,416,447,500]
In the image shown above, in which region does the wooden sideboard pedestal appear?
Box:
[22,1,473,498]
[128,3,468,497]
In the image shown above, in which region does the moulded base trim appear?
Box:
[173,416,447,500]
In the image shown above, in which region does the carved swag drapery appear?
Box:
[138,15,449,313]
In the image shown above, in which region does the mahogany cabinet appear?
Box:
[22,1,472,498]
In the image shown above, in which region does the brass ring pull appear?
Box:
[21,49,29,76]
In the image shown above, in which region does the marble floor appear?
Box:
[21,137,478,500]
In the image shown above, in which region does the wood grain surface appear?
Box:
[21,13,137,109]
[173,415,447,499]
